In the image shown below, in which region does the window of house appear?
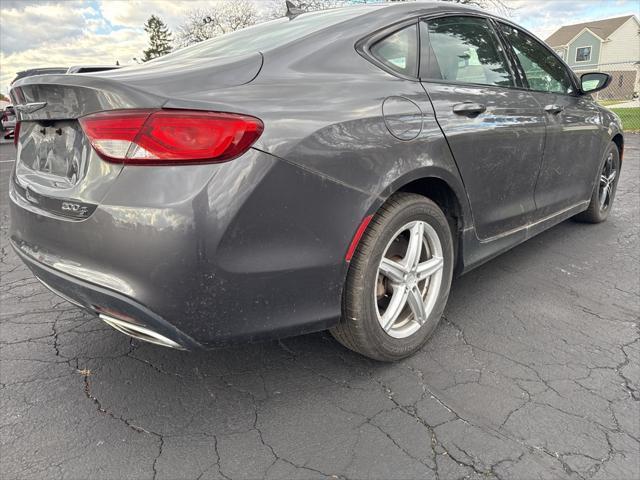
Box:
[422,16,514,87]
[370,24,419,77]
[576,46,592,62]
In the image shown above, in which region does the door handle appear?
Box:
[452,102,486,116]
[544,104,564,115]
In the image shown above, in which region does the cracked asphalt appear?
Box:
[1,135,639,480]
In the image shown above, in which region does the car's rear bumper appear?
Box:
[12,242,201,350]
[9,148,370,348]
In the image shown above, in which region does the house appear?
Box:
[545,15,640,100]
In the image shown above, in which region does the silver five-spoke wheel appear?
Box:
[573,142,620,224]
[332,193,453,360]
[599,152,617,211]
[375,220,444,338]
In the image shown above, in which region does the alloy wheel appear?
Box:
[375,220,444,339]
[599,152,617,211]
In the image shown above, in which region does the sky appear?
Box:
[1,0,639,94]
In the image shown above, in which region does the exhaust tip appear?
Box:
[99,313,185,350]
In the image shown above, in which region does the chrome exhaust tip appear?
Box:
[99,313,185,350]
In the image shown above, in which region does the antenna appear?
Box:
[285,1,305,20]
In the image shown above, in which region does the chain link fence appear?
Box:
[573,61,640,131]
[572,61,640,106]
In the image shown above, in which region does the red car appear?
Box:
[1,105,16,139]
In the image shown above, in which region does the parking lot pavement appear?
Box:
[1,136,639,480]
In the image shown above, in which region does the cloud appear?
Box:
[498,0,639,40]
[0,1,96,54]
[98,0,229,30]
[0,27,143,91]
[0,0,245,92]
[99,0,173,28]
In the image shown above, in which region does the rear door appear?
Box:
[497,23,604,218]
[419,15,547,240]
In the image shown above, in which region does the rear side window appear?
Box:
[422,16,514,88]
[370,24,419,77]
[499,23,574,95]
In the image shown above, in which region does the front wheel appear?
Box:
[331,193,454,361]
[574,142,621,223]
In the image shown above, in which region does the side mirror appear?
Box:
[580,72,611,94]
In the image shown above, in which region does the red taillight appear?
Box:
[78,109,263,165]
[13,122,20,147]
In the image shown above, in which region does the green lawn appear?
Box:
[611,107,640,132]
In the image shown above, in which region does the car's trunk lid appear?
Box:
[95,52,263,97]
[10,76,165,219]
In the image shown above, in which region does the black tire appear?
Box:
[574,142,621,223]
[331,193,454,362]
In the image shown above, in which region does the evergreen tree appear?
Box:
[141,15,172,62]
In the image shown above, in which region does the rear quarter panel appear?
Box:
[164,32,472,233]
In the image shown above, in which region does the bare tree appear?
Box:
[265,0,511,18]
[263,0,350,19]
[178,0,512,47]
[176,0,259,48]
[292,0,349,9]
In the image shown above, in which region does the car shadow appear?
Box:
[33,210,629,466]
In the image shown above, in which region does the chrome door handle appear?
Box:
[544,104,564,114]
[452,102,486,116]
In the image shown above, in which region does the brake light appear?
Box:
[79,109,263,165]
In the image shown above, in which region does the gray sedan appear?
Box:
[8,2,622,360]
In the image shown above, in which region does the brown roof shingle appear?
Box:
[545,15,636,47]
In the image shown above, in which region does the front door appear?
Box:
[420,16,547,240]
[498,23,604,218]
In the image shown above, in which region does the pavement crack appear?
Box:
[211,435,232,480]
[616,336,640,401]
[82,373,164,478]
[152,435,164,480]
[367,417,435,471]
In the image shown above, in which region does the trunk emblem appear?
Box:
[61,201,89,217]
[15,102,47,114]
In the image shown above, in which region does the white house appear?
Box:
[545,15,640,100]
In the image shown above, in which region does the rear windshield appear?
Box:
[153,7,375,62]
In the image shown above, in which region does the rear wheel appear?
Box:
[331,193,454,361]
[574,142,620,223]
